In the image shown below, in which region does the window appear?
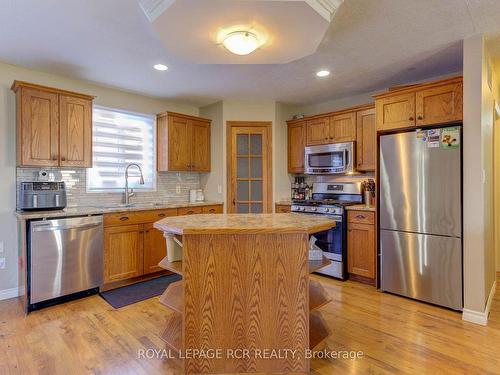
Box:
[86,106,156,192]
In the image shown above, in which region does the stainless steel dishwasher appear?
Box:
[29,216,103,308]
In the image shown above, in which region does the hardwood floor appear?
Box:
[1,274,499,374]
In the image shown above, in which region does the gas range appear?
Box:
[291,202,345,215]
[291,182,364,280]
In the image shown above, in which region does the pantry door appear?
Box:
[227,122,272,213]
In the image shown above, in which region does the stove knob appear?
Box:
[310,207,317,211]
[325,208,331,213]
[299,206,305,211]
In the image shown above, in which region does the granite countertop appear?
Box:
[16,201,224,220]
[154,213,336,235]
[346,204,376,212]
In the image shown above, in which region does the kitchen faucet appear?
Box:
[124,163,144,205]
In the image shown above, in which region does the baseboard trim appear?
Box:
[462,281,497,326]
[0,287,19,301]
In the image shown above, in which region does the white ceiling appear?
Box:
[1,0,500,107]
[148,0,333,64]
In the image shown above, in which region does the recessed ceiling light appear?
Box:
[153,64,168,71]
[316,70,330,77]
[222,31,260,56]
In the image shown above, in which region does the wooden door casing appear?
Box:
[59,95,92,167]
[168,115,191,171]
[306,117,329,146]
[104,224,144,283]
[356,108,376,171]
[288,121,306,173]
[348,222,375,279]
[416,82,463,126]
[376,92,416,131]
[143,223,167,274]
[18,87,59,167]
[329,112,356,143]
[191,119,211,171]
[227,122,273,214]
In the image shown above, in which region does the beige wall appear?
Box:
[495,107,500,273]
[0,61,199,295]
[199,100,294,209]
[463,34,497,315]
[199,101,224,202]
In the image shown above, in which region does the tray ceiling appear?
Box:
[138,0,344,64]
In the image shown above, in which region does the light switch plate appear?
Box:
[176,185,181,194]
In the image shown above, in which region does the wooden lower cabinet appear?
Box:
[143,223,167,274]
[104,224,144,283]
[275,204,292,213]
[103,204,223,287]
[347,211,376,283]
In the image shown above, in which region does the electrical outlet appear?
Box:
[218,185,222,194]
[176,185,181,194]
[0,241,4,253]
[0,258,5,269]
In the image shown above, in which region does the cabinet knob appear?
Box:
[119,216,129,221]
[61,157,66,161]
[52,156,57,161]
[158,213,166,217]
[409,117,414,121]
[355,214,365,219]
[417,115,423,120]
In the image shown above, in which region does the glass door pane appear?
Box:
[234,132,264,213]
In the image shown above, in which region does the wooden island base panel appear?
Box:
[153,213,336,374]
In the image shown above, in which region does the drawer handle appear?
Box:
[158,213,166,217]
[187,211,194,214]
[209,209,215,213]
[355,214,365,219]
[119,216,129,221]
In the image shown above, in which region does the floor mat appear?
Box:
[100,274,182,308]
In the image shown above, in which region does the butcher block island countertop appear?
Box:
[153,213,335,374]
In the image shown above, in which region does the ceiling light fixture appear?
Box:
[316,70,330,77]
[222,31,260,56]
[153,64,168,71]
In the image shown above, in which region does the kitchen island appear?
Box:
[154,213,335,374]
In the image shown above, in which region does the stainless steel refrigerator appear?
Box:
[379,127,462,310]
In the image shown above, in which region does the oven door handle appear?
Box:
[343,149,347,168]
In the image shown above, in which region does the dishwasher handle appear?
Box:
[32,222,102,232]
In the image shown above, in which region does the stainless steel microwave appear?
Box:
[304,142,354,174]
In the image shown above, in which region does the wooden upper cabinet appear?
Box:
[416,81,463,126]
[329,112,356,142]
[17,87,59,167]
[287,120,306,173]
[375,92,416,131]
[191,119,211,172]
[168,115,191,171]
[356,108,376,171]
[59,95,92,167]
[306,117,329,146]
[12,81,94,167]
[374,76,463,132]
[157,112,211,172]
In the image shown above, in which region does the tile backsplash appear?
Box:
[16,167,201,208]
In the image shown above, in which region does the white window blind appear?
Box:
[86,106,156,192]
